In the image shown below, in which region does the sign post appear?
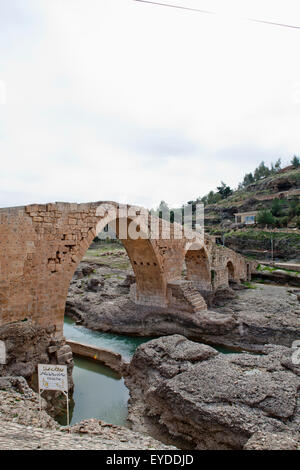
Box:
[38,364,69,426]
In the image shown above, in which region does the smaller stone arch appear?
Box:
[246,263,251,281]
[227,260,235,282]
[184,243,211,291]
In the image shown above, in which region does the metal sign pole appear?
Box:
[66,391,70,428]
[39,388,43,412]
[62,390,70,427]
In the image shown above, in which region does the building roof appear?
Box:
[234,211,258,216]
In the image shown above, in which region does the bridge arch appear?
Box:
[227,260,235,282]
[75,214,166,306]
[184,243,211,290]
[0,202,167,335]
[0,201,248,338]
[57,207,168,332]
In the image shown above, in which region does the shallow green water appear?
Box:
[64,316,154,361]
[61,317,153,426]
[66,356,129,426]
[62,317,240,426]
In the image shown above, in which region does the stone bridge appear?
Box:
[0,201,250,337]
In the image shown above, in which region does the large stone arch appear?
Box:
[0,202,166,335]
[68,210,166,303]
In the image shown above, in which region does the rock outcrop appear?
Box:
[125,335,300,450]
[0,376,59,429]
[0,320,74,419]
[0,320,73,389]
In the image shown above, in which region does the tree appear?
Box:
[242,172,255,187]
[291,155,300,168]
[158,200,169,212]
[274,158,281,171]
[254,161,271,180]
[256,209,276,227]
[288,200,300,218]
[202,191,222,205]
[158,200,170,221]
[216,181,233,199]
[270,199,284,217]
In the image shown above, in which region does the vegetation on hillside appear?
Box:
[150,157,300,251]
[194,156,300,208]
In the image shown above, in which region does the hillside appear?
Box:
[203,165,300,261]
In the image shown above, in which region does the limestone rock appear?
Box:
[0,376,58,429]
[125,335,300,450]
[244,431,300,450]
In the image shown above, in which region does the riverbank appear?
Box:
[66,339,126,375]
[60,317,154,427]
[125,335,300,450]
[0,376,175,450]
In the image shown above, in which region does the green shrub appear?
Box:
[256,210,277,227]
[292,216,300,228]
[270,199,285,217]
[278,216,289,227]
[288,200,300,217]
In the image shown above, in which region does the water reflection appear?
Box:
[61,317,152,426]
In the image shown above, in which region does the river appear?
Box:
[59,317,153,426]
[61,316,240,427]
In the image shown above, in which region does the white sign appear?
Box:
[38,364,68,392]
[0,341,6,364]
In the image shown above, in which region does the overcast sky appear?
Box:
[1,0,300,209]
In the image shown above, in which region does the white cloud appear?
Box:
[1,0,300,209]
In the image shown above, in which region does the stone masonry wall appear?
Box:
[0,201,248,338]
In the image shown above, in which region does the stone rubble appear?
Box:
[0,376,175,450]
[0,419,175,450]
[244,431,300,450]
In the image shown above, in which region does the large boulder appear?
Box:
[125,335,300,450]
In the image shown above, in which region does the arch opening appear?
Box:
[63,213,167,328]
[184,246,211,291]
[227,261,235,283]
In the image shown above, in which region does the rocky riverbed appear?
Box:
[124,335,300,450]
[65,245,300,351]
[0,376,175,450]
[3,244,297,450]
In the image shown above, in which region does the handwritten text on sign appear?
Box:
[38,364,68,392]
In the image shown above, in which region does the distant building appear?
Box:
[234,211,258,225]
